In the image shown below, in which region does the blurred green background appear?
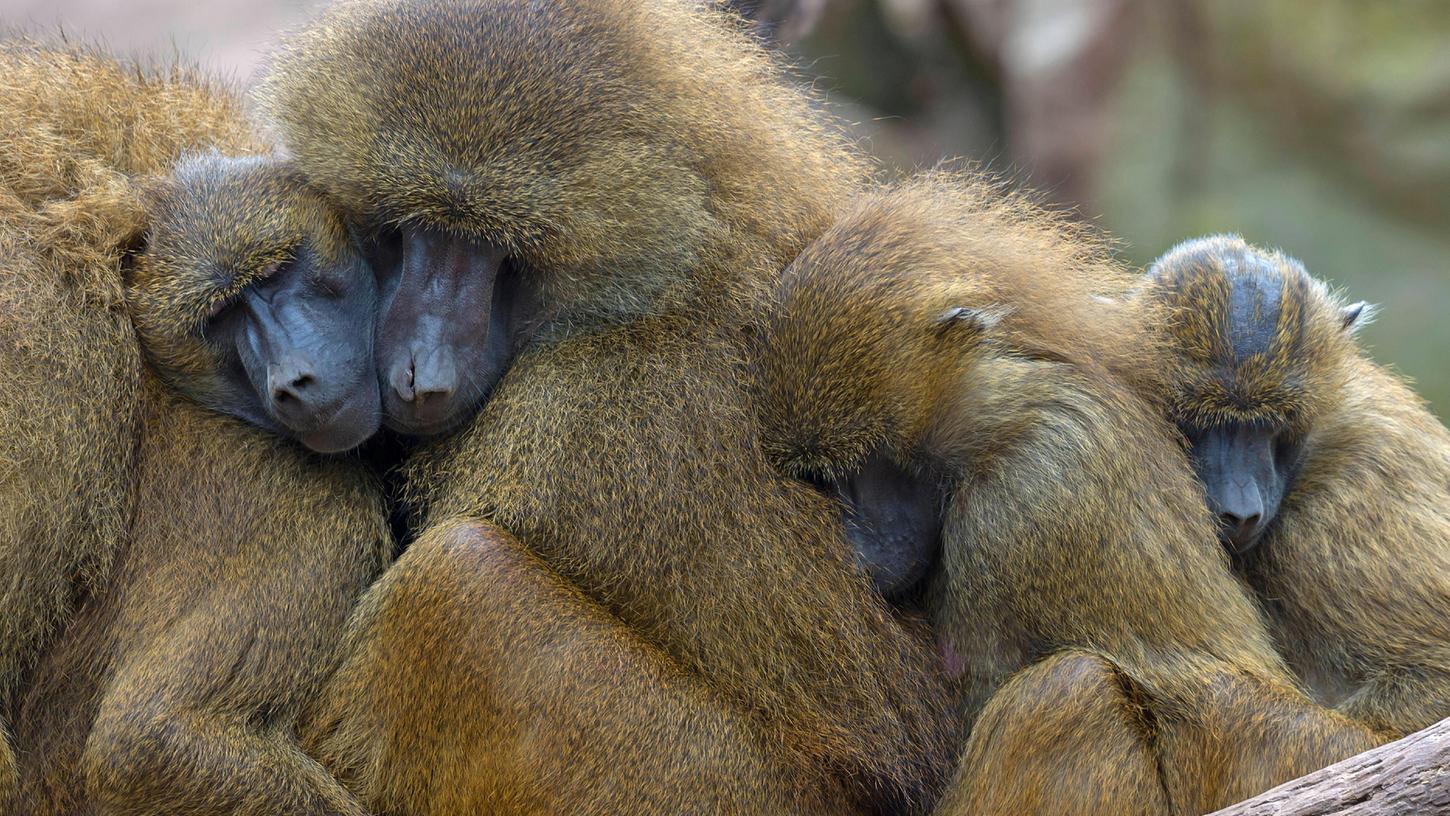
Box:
[4,0,1447,416]
[748,0,1450,417]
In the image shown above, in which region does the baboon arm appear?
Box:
[81,582,366,815]
[84,686,363,816]
[302,518,849,816]
[74,392,386,815]
[1337,666,1450,737]
[1150,662,1384,813]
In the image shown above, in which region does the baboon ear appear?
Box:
[934,306,1006,340]
[1340,301,1375,333]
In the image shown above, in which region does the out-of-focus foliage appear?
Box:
[770,0,1450,417]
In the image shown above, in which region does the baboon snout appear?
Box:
[385,347,461,430]
[1219,510,1264,554]
[268,356,327,423]
[1213,482,1266,555]
[263,354,379,454]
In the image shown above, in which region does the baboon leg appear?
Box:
[303,518,852,816]
[1152,665,1386,814]
[936,650,1170,816]
[84,686,363,816]
[79,391,386,815]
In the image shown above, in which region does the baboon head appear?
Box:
[259,0,718,437]
[756,177,1136,599]
[259,0,863,438]
[128,153,381,453]
[1138,235,1372,554]
[755,187,1012,600]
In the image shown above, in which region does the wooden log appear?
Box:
[1208,717,1450,815]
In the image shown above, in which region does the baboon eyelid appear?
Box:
[935,306,1010,332]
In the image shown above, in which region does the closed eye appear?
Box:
[313,268,346,297]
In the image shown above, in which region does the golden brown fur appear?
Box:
[261,0,954,810]
[0,39,253,804]
[17,379,389,815]
[754,177,1384,815]
[303,519,855,814]
[1136,235,1450,737]
[0,42,390,814]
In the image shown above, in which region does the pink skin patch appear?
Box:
[939,637,967,680]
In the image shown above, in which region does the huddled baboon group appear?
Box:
[0,1,1445,815]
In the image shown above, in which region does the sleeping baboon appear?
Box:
[261,0,955,810]
[752,177,1385,815]
[0,42,390,814]
[1132,235,1450,737]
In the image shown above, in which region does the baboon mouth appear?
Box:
[382,403,472,438]
[287,386,382,454]
[1221,528,1265,557]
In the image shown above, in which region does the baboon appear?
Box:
[0,42,390,814]
[0,39,247,803]
[1132,235,1450,738]
[261,0,955,810]
[752,176,1385,815]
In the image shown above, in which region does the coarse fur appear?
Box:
[303,519,855,815]
[0,39,256,803]
[1136,235,1450,737]
[261,0,955,811]
[754,177,1384,816]
[0,41,391,814]
[17,379,389,816]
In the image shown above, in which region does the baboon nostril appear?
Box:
[389,362,417,402]
[273,375,314,406]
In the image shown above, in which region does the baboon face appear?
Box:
[129,154,382,453]
[368,225,527,437]
[813,453,947,601]
[1177,421,1297,555]
[1144,236,1370,554]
